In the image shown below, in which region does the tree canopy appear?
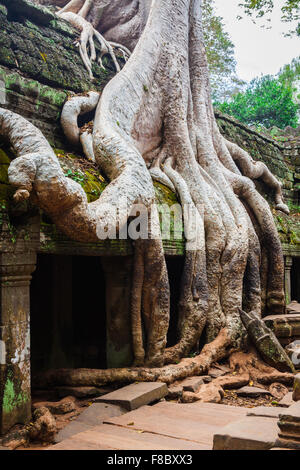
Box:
[278,56,300,105]
[202,0,245,101]
[239,0,300,36]
[216,74,299,129]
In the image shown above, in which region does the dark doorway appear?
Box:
[30,254,106,379]
[166,256,185,347]
[291,257,300,303]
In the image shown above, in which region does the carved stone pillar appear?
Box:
[0,251,37,434]
[0,207,39,435]
[101,256,133,368]
[285,256,293,306]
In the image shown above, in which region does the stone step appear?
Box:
[278,402,300,443]
[213,416,280,450]
[96,382,168,411]
[50,424,206,450]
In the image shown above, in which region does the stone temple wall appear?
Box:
[0,0,299,256]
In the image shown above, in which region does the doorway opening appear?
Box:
[30,254,107,380]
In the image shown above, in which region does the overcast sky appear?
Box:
[214,0,300,82]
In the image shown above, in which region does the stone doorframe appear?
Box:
[283,243,300,305]
[0,222,134,434]
[0,214,39,435]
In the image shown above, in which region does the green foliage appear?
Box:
[202,0,245,101]
[239,0,300,36]
[215,74,299,129]
[278,56,300,105]
[64,168,87,185]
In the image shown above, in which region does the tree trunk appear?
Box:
[1,0,293,385]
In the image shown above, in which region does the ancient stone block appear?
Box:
[278,391,295,407]
[167,384,183,399]
[278,402,300,443]
[213,417,279,450]
[96,382,168,410]
[235,386,271,398]
[181,376,204,393]
[293,374,300,402]
[265,314,300,339]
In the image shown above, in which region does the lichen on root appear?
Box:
[1,0,292,387]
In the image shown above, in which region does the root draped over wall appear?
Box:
[0,0,294,384]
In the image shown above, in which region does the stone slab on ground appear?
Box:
[54,421,92,444]
[247,406,282,418]
[235,386,271,397]
[208,368,228,378]
[154,401,248,422]
[51,402,250,450]
[50,424,207,450]
[77,403,126,426]
[54,402,126,443]
[105,402,248,448]
[96,382,168,411]
[213,416,279,450]
[181,377,204,392]
[279,392,295,407]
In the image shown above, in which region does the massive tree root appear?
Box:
[2,0,294,386]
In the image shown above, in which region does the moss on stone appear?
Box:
[275,210,300,246]
[54,148,109,203]
[0,1,115,94]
